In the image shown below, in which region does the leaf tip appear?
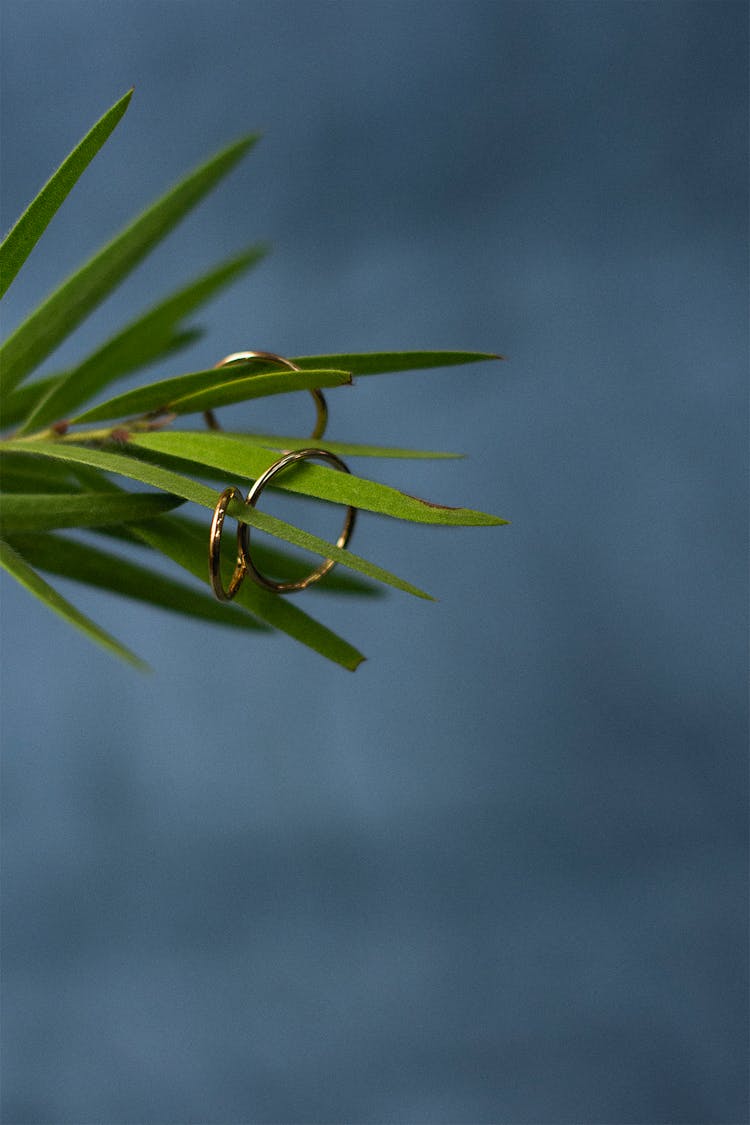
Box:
[114,88,135,114]
[233,132,262,157]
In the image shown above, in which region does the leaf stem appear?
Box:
[2,411,177,445]
[2,412,176,446]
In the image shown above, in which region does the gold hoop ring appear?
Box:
[208,486,247,601]
[205,349,328,439]
[239,448,357,593]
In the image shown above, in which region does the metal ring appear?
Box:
[204,349,328,439]
[208,486,247,601]
[239,448,357,594]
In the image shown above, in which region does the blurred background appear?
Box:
[0,2,747,1122]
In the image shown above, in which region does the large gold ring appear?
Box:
[208,486,247,601]
[205,349,328,439]
[239,448,356,593]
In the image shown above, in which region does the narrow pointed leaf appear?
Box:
[130,516,365,670]
[1,324,201,431]
[167,368,352,417]
[0,490,183,534]
[104,439,444,496]
[291,351,502,375]
[0,450,90,492]
[0,134,259,395]
[71,366,350,424]
[0,538,145,668]
[91,514,382,598]
[0,440,433,598]
[19,245,266,432]
[132,431,506,526]
[223,431,462,459]
[2,373,64,430]
[0,90,133,300]
[7,531,269,632]
[12,328,201,434]
[0,450,118,496]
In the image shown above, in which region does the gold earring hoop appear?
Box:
[205,349,328,440]
[208,486,247,601]
[239,448,357,594]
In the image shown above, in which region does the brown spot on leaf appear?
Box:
[401,491,460,511]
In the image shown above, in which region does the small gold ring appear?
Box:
[205,349,328,439]
[208,486,247,601]
[239,448,356,593]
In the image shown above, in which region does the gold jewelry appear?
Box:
[239,448,356,593]
[208,486,246,601]
[205,349,328,439]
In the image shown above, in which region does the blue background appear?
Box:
[1,2,747,1122]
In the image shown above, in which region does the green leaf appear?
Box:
[102,439,448,497]
[9,329,201,434]
[131,431,506,526]
[0,133,259,396]
[91,513,382,598]
[130,515,365,670]
[7,530,270,632]
[220,431,462,459]
[0,450,90,492]
[166,369,349,418]
[1,326,201,431]
[18,245,267,432]
[0,537,145,668]
[291,350,502,375]
[71,367,351,425]
[0,450,119,497]
[2,373,65,431]
[0,490,183,534]
[0,439,434,598]
[0,90,133,300]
